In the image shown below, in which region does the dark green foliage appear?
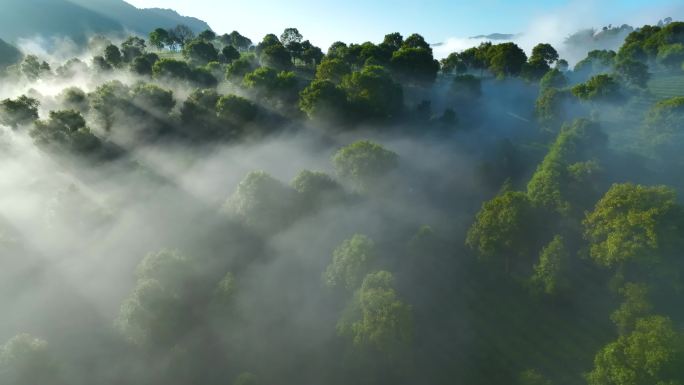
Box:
[0,96,39,128]
[324,234,376,291]
[130,53,159,76]
[0,334,61,385]
[539,69,568,89]
[584,183,681,268]
[226,55,258,80]
[587,316,684,385]
[332,140,398,192]
[451,74,482,100]
[642,96,684,163]
[614,59,650,88]
[572,74,622,102]
[529,235,569,295]
[527,119,606,214]
[487,42,528,78]
[30,110,101,155]
[573,50,616,79]
[224,171,297,233]
[315,58,351,84]
[389,34,439,85]
[57,87,89,113]
[152,58,192,79]
[341,65,403,120]
[221,45,241,64]
[121,36,146,62]
[183,39,219,64]
[21,55,50,80]
[104,44,122,67]
[299,79,350,121]
[220,31,253,51]
[243,67,298,102]
[466,190,537,274]
[216,94,258,128]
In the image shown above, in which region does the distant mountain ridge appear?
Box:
[469,33,519,40]
[0,0,210,45]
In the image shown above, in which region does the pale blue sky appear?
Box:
[125,0,683,53]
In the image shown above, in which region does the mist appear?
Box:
[1,6,684,385]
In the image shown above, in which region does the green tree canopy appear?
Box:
[332,140,399,192]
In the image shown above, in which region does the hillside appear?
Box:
[0,0,210,44]
[0,38,21,69]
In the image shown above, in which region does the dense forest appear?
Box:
[1,13,684,385]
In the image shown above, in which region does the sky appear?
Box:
[124,0,684,55]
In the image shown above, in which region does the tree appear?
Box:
[20,55,50,80]
[487,42,528,78]
[243,67,298,101]
[614,59,650,88]
[337,271,413,358]
[223,171,297,233]
[440,52,467,75]
[381,32,404,54]
[584,183,681,268]
[332,140,399,192]
[117,250,198,348]
[315,58,351,84]
[643,96,684,164]
[530,43,559,66]
[280,27,303,46]
[324,234,376,291]
[572,74,622,102]
[30,110,101,155]
[529,235,569,295]
[340,65,403,120]
[149,28,171,50]
[402,33,431,51]
[610,283,652,335]
[527,119,606,214]
[587,316,684,385]
[216,94,258,127]
[104,44,122,67]
[226,55,258,80]
[130,83,175,115]
[466,190,537,274]
[183,39,219,65]
[299,79,350,121]
[179,88,221,139]
[121,36,146,62]
[299,40,324,67]
[57,87,89,113]
[130,53,159,76]
[221,45,241,64]
[198,29,216,42]
[0,334,60,385]
[88,80,129,131]
[260,43,292,70]
[170,24,195,48]
[451,74,482,101]
[222,31,252,51]
[152,58,192,80]
[539,68,568,89]
[573,50,616,79]
[555,59,569,72]
[390,46,440,85]
[290,170,342,209]
[0,95,39,128]
[656,43,684,70]
[535,87,571,131]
